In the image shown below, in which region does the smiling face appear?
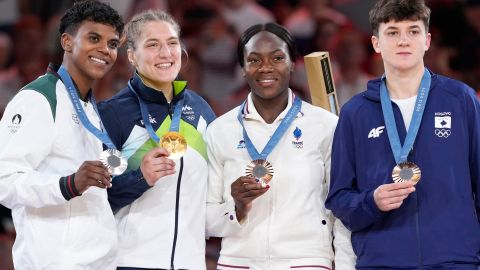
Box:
[62,20,120,90]
[128,20,181,92]
[371,19,431,74]
[243,31,294,103]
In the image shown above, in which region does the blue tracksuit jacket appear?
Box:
[325,69,480,269]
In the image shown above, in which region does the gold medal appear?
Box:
[160,131,187,159]
[245,159,274,185]
[100,149,128,176]
[392,162,421,185]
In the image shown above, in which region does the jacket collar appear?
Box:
[47,63,92,102]
[364,68,438,102]
[242,89,304,123]
[129,71,187,104]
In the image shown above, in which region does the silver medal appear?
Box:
[100,149,127,176]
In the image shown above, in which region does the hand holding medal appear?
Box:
[74,160,113,193]
[373,181,416,212]
[380,68,431,186]
[372,69,431,212]
[140,147,176,186]
[237,96,302,188]
[128,81,188,160]
[245,159,274,187]
[391,162,421,184]
[58,66,127,177]
[233,95,301,221]
[230,176,270,222]
[100,149,128,176]
[160,131,187,159]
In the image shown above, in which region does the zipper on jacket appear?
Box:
[168,91,183,118]
[266,188,273,268]
[414,191,422,269]
[410,148,423,270]
[170,157,184,270]
[168,101,174,118]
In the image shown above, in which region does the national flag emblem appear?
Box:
[435,116,451,129]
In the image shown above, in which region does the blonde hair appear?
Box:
[124,9,180,50]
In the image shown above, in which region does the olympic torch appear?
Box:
[304,51,339,115]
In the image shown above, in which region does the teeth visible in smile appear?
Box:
[157,63,172,68]
[259,79,275,83]
[90,57,106,64]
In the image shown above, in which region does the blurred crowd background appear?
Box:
[0,0,479,269]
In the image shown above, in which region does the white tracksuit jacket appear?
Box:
[205,90,356,270]
[0,67,117,270]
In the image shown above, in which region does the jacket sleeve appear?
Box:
[205,124,245,237]
[332,218,356,269]
[325,110,385,232]
[0,91,66,209]
[465,86,480,223]
[322,118,356,269]
[97,100,152,212]
[107,169,151,212]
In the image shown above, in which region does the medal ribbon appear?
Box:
[237,95,301,160]
[57,66,116,149]
[128,80,184,143]
[380,68,431,164]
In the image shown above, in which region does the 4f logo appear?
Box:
[368,126,385,139]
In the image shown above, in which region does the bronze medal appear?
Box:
[245,159,274,185]
[160,131,187,159]
[392,161,421,185]
[100,149,128,176]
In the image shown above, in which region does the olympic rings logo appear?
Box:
[434,129,451,138]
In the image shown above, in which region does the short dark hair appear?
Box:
[369,0,431,36]
[59,0,124,36]
[237,23,297,68]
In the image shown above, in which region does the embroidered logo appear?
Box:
[236,140,246,149]
[72,113,79,124]
[368,126,385,139]
[292,127,304,148]
[8,114,22,133]
[182,105,193,112]
[182,105,195,121]
[140,114,157,125]
[434,112,451,138]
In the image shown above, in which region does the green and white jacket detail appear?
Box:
[0,65,117,270]
[98,73,216,269]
